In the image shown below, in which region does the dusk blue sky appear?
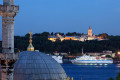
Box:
[0,0,120,38]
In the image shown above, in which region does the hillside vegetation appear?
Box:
[0,32,120,54]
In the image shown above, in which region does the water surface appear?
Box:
[62,64,120,80]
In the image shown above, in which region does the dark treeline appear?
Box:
[0,32,120,54]
[51,32,84,36]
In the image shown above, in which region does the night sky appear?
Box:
[0,0,120,38]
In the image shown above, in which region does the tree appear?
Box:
[66,32,82,36]
[25,33,30,38]
[54,32,64,36]
[109,78,114,80]
[41,32,50,37]
[98,33,109,39]
[116,72,120,80]
[51,32,54,35]
[4,32,120,55]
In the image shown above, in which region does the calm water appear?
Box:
[61,64,120,80]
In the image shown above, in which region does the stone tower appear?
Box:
[0,0,19,80]
[88,26,92,37]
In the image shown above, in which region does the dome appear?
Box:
[27,44,34,51]
[14,51,67,80]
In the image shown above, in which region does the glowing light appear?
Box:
[118,52,120,55]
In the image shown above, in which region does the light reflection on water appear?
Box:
[117,64,120,68]
[62,63,120,80]
[74,63,108,66]
[73,63,109,68]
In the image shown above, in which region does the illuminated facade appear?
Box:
[48,33,79,42]
[48,26,104,42]
[88,26,92,37]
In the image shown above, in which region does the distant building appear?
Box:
[48,26,105,42]
[48,35,59,42]
[88,26,92,37]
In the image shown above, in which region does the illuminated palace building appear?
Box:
[48,26,104,42]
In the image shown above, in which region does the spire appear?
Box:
[88,25,92,37]
[89,25,91,29]
[27,32,34,51]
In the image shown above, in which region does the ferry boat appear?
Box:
[71,55,113,64]
[51,55,63,64]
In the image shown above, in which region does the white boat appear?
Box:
[51,55,63,64]
[71,55,113,64]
